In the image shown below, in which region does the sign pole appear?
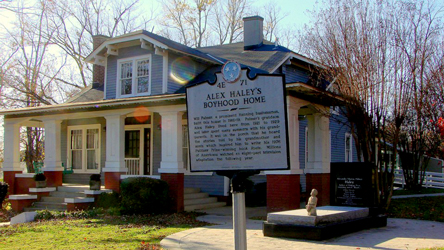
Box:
[232,191,246,250]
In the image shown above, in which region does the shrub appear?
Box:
[120,177,170,215]
[0,182,9,206]
[97,192,121,209]
[90,174,101,181]
[33,173,46,181]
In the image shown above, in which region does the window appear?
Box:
[118,55,151,97]
[68,125,101,173]
[345,133,353,162]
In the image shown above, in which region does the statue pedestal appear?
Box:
[263,206,386,240]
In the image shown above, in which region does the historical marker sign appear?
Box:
[186,64,289,172]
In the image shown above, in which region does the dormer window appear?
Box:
[118,55,151,97]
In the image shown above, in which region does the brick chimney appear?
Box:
[92,35,109,88]
[243,16,264,50]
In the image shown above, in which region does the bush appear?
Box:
[97,192,121,209]
[0,182,9,206]
[33,173,46,181]
[120,177,170,215]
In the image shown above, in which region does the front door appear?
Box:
[125,130,141,175]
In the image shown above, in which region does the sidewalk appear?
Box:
[161,206,444,250]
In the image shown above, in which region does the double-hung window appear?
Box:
[118,55,151,97]
[68,125,101,173]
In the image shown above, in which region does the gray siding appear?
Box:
[283,65,309,83]
[329,114,359,162]
[167,53,208,93]
[184,175,225,196]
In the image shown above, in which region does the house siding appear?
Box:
[184,175,225,196]
[167,53,207,93]
[329,113,359,162]
[283,65,309,83]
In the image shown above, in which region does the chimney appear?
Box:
[243,16,264,50]
[92,35,109,88]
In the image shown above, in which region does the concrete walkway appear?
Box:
[161,206,444,250]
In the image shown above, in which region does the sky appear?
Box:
[0,0,317,142]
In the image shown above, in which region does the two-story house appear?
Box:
[1,16,357,212]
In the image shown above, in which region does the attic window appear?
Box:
[118,55,152,97]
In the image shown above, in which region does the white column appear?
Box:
[43,119,63,171]
[305,112,331,173]
[266,97,304,175]
[158,111,185,173]
[103,114,126,172]
[3,120,22,171]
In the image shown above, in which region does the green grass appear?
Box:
[393,188,444,196]
[388,196,444,222]
[0,212,208,249]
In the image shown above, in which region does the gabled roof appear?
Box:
[85,30,223,65]
[66,84,104,103]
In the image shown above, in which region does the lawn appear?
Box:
[388,196,444,222]
[392,188,444,196]
[0,211,208,249]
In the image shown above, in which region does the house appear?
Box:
[1,16,358,212]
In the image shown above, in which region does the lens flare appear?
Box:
[170,57,197,85]
[134,106,149,123]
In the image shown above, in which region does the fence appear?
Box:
[394,169,444,189]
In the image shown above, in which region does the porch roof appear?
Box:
[0,82,343,119]
[0,93,186,118]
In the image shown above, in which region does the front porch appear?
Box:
[2,94,333,213]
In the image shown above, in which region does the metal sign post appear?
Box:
[186,61,289,250]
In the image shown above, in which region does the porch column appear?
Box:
[158,110,185,212]
[3,120,22,195]
[103,114,126,192]
[305,111,331,206]
[265,97,304,212]
[43,119,63,187]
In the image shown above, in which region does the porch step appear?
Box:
[184,192,209,200]
[24,184,92,212]
[185,202,226,211]
[184,187,226,211]
[184,197,218,206]
[184,187,200,194]
[63,174,104,185]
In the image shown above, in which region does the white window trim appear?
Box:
[345,133,353,162]
[67,124,101,174]
[117,54,152,98]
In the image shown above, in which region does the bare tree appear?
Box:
[304,0,420,210]
[212,0,250,45]
[259,3,288,42]
[160,0,216,47]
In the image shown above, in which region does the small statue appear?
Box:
[306,189,318,216]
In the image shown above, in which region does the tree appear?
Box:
[160,0,216,47]
[211,0,250,45]
[302,0,444,210]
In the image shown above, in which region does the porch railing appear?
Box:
[125,158,140,175]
